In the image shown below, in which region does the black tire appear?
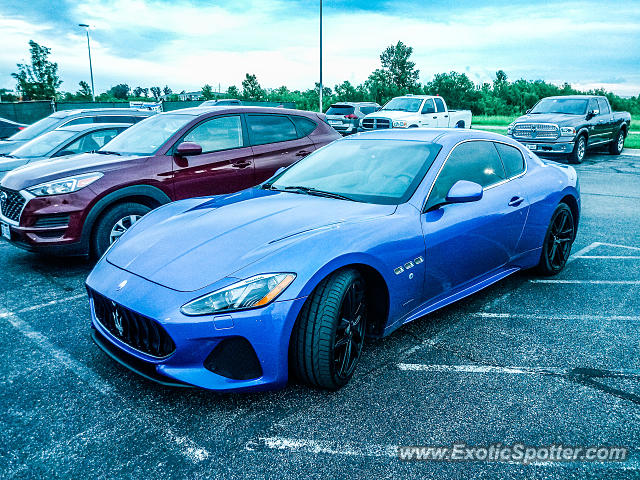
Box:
[568,135,586,164]
[456,121,465,128]
[609,129,625,155]
[290,269,367,390]
[408,124,419,128]
[91,202,151,259]
[536,203,575,276]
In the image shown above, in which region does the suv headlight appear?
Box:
[27,172,103,196]
[181,273,296,316]
[393,120,408,128]
[560,127,576,137]
[507,122,516,135]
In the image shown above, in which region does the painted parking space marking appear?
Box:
[0,293,86,318]
[576,256,640,260]
[474,312,639,321]
[398,363,568,375]
[530,280,640,285]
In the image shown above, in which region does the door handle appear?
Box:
[296,150,312,157]
[232,161,251,168]
[433,116,437,119]
[444,115,448,117]
[508,196,524,207]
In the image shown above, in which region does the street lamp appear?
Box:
[319,0,323,113]
[78,24,95,102]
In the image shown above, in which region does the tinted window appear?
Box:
[10,129,76,158]
[94,115,135,124]
[597,98,610,115]
[8,116,60,140]
[494,142,525,177]
[434,98,446,113]
[421,99,436,114]
[64,116,96,126]
[183,115,243,153]
[291,116,317,137]
[326,105,355,115]
[426,141,506,210]
[56,128,122,157]
[588,98,599,113]
[247,115,297,145]
[360,106,377,115]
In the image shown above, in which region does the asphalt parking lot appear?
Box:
[2,149,639,479]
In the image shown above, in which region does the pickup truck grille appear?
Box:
[0,187,26,223]
[361,118,391,130]
[512,123,559,140]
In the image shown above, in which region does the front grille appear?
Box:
[0,187,26,222]
[90,289,176,358]
[361,117,391,130]
[33,214,70,228]
[512,123,559,140]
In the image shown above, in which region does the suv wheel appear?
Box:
[91,202,151,259]
[609,130,626,155]
[568,135,586,164]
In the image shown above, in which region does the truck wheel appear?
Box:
[456,121,465,128]
[568,135,586,164]
[91,202,151,259]
[609,130,625,155]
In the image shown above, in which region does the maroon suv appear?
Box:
[0,106,339,257]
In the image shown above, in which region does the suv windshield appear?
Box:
[326,105,355,116]
[530,98,589,115]
[269,139,442,205]
[10,129,77,158]
[8,116,60,141]
[101,113,196,155]
[381,98,423,113]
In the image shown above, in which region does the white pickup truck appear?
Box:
[360,95,472,131]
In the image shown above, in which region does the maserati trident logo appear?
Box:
[111,302,124,336]
[116,279,127,291]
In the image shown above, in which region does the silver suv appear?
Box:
[325,102,380,135]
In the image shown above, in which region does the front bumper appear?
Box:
[510,137,576,155]
[86,260,307,392]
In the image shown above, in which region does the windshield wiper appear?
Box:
[96,150,121,156]
[281,185,354,201]
[0,153,15,158]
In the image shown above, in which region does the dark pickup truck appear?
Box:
[507,95,631,163]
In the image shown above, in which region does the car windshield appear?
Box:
[8,115,61,141]
[530,98,589,115]
[381,98,423,113]
[269,139,442,205]
[100,113,196,155]
[10,129,77,158]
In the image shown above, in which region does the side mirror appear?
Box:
[586,109,599,120]
[445,180,483,204]
[176,142,202,156]
[526,109,531,114]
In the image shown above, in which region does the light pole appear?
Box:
[78,24,95,102]
[319,0,323,113]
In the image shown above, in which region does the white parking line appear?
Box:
[398,363,568,375]
[530,280,640,285]
[475,312,639,321]
[566,242,601,263]
[576,256,640,260]
[247,436,397,458]
[0,294,86,318]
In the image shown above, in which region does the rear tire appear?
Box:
[290,269,367,390]
[568,135,586,164]
[536,203,575,276]
[609,129,625,155]
[456,121,465,128]
[91,202,151,259]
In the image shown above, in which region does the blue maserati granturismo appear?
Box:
[86,129,580,392]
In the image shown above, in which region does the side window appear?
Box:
[494,142,525,177]
[588,98,599,113]
[182,115,243,153]
[64,116,95,126]
[360,106,376,115]
[290,116,317,138]
[434,98,446,113]
[247,115,298,145]
[421,99,436,114]
[426,141,506,210]
[55,128,121,157]
[597,98,610,115]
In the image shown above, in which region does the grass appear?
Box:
[631,115,640,131]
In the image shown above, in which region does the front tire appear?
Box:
[91,202,151,259]
[536,203,575,276]
[609,129,625,155]
[290,269,367,390]
[568,135,586,164]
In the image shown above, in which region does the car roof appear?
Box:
[330,102,379,106]
[51,108,154,118]
[544,95,604,100]
[165,106,318,117]
[54,123,133,132]
[345,128,519,145]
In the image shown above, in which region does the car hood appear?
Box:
[513,113,583,126]
[0,152,143,190]
[0,156,31,174]
[0,139,26,155]
[106,188,396,292]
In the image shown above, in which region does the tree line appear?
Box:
[7,40,640,116]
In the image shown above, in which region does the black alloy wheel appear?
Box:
[537,203,575,275]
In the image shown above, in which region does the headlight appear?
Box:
[180,273,296,316]
[507,122,515,135]
[560,127,576,137]
[393,120,408,128]
[27,172,103,196]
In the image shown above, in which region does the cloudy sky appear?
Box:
[1,0,639,96]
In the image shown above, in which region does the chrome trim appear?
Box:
[0,189,33,227]
[421,138,528,213]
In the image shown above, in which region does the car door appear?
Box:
[433,98,449,127]
[419,99,438,127]
[585,97,605,145]
[171,114,255,199]
[246,114,315,184]
[420,140,529,302]
[596,98,615,141]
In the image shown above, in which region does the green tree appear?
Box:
[424,72,480,111]
[133,86,144,97]
[107,84,130,99]
[241,74,265,100]
[76,81,92,100]
[226,85,240,98]
[162,85,172,96]
[150,86,161,100]
[379,41,420,93]
[12,40,62,100]
[201,84,215,100]
[0,88,18,102]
